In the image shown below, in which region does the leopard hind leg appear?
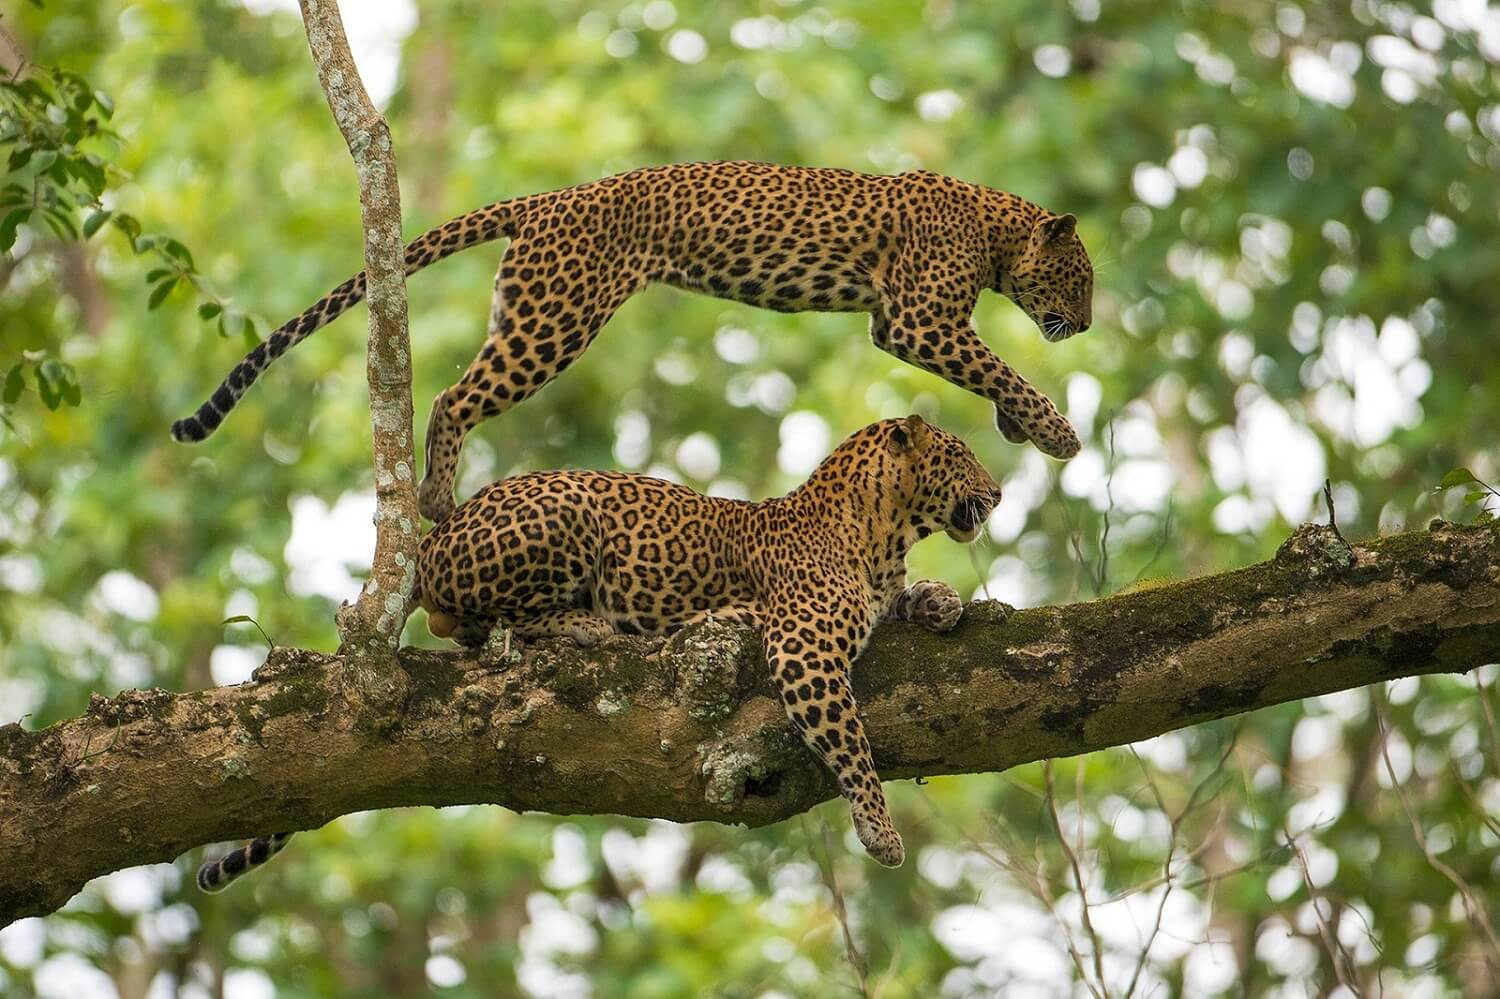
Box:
[417,239,649,522]
[506,608,617,648]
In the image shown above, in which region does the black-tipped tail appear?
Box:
[169,198,517,447]
[197,832,294,892]
[171,381,241,442]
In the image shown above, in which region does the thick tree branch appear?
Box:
[297,0,419,696]
[3,521,1498,924]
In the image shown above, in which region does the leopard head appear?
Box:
[1002,213,1093,343]
[885,415,1002,543]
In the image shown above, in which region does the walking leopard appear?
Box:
[171,162,1091,521]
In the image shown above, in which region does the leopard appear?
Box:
[195,414,1002,891]
[170,161,1091,522]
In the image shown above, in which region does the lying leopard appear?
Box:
[196,415,1001,891]
[171,161,1090,522]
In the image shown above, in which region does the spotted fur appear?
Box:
[196,832,291,893]
[170,162,1090,521]
[196,416,999,887]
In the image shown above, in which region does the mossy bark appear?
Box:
[3,521,1498,924]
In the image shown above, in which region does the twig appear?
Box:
[1475,667,1500,778]
[808,817,870,998]
[922,792,1105,999]
[1451,765,1500,841]
[1323,479,1347,546]
[0,15,28,82]
[1044,760,1109,993]
[1374,693,1500,974]
[1283,826,1360,993]
[1118,730,1239,997]
[1097,419,1116,595]
[1127,496,1175,588]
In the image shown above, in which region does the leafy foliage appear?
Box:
[0,60,255,427]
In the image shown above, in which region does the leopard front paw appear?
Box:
[853,812,906,868]
[566,618,616,648]
[1037,415,1082,460]
[993,405,1030,445]
[907,580,963,633]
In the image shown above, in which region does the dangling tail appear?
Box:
[170,200,520,443]
[197,832,295,892]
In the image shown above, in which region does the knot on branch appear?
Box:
[1275,523,1355,577]
[667,618,763,726]
[697,725,807,810]
[85,687,174,728]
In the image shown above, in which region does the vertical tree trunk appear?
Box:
[295,0,419,709]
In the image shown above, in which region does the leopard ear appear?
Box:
[889,414,931,455]
[1042,213,1077,245]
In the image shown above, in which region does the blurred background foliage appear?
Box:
[2,0,1499,995]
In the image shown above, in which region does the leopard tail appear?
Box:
[170,200,521,443]
[197,831,295,892]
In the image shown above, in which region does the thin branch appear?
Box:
[295,0,419,699]
[1045,760,1110,991]
[1373,693,1500,975]
[810,818,870,999]
[1284,826,1360,993]
[1323,479,1348,547]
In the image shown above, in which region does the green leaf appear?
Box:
[1440,468,1478,489]
[93,90,114,119]
[30,149,57,174]
[111,212,141,243]
[1465,491,1488,505]
[42,207,78,240]
[34,364,61,410]
[223,615,275,650]
[82,210,111,238]
[71,157,106,197]
[40,360,79,406]
[147,277,177,310]
[159,237,194,269]
[144,267,172,283]
[197,302,222,320]
[2,365,24,404]
[0,207,28,252]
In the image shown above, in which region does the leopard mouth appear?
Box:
[947,490,1002,543]
[1040,311,1078,343]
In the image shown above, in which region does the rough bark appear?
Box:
[296,0,419,701]
[2,520,1497,924]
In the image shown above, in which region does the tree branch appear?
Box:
[3,521,1498,924]
[296,0,419,701]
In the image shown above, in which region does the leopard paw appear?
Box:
[993,405,1030,445]
[1037,416,1082,460]
[907,580,963,633]
[566,618,615,648]
[853,813,906,868]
